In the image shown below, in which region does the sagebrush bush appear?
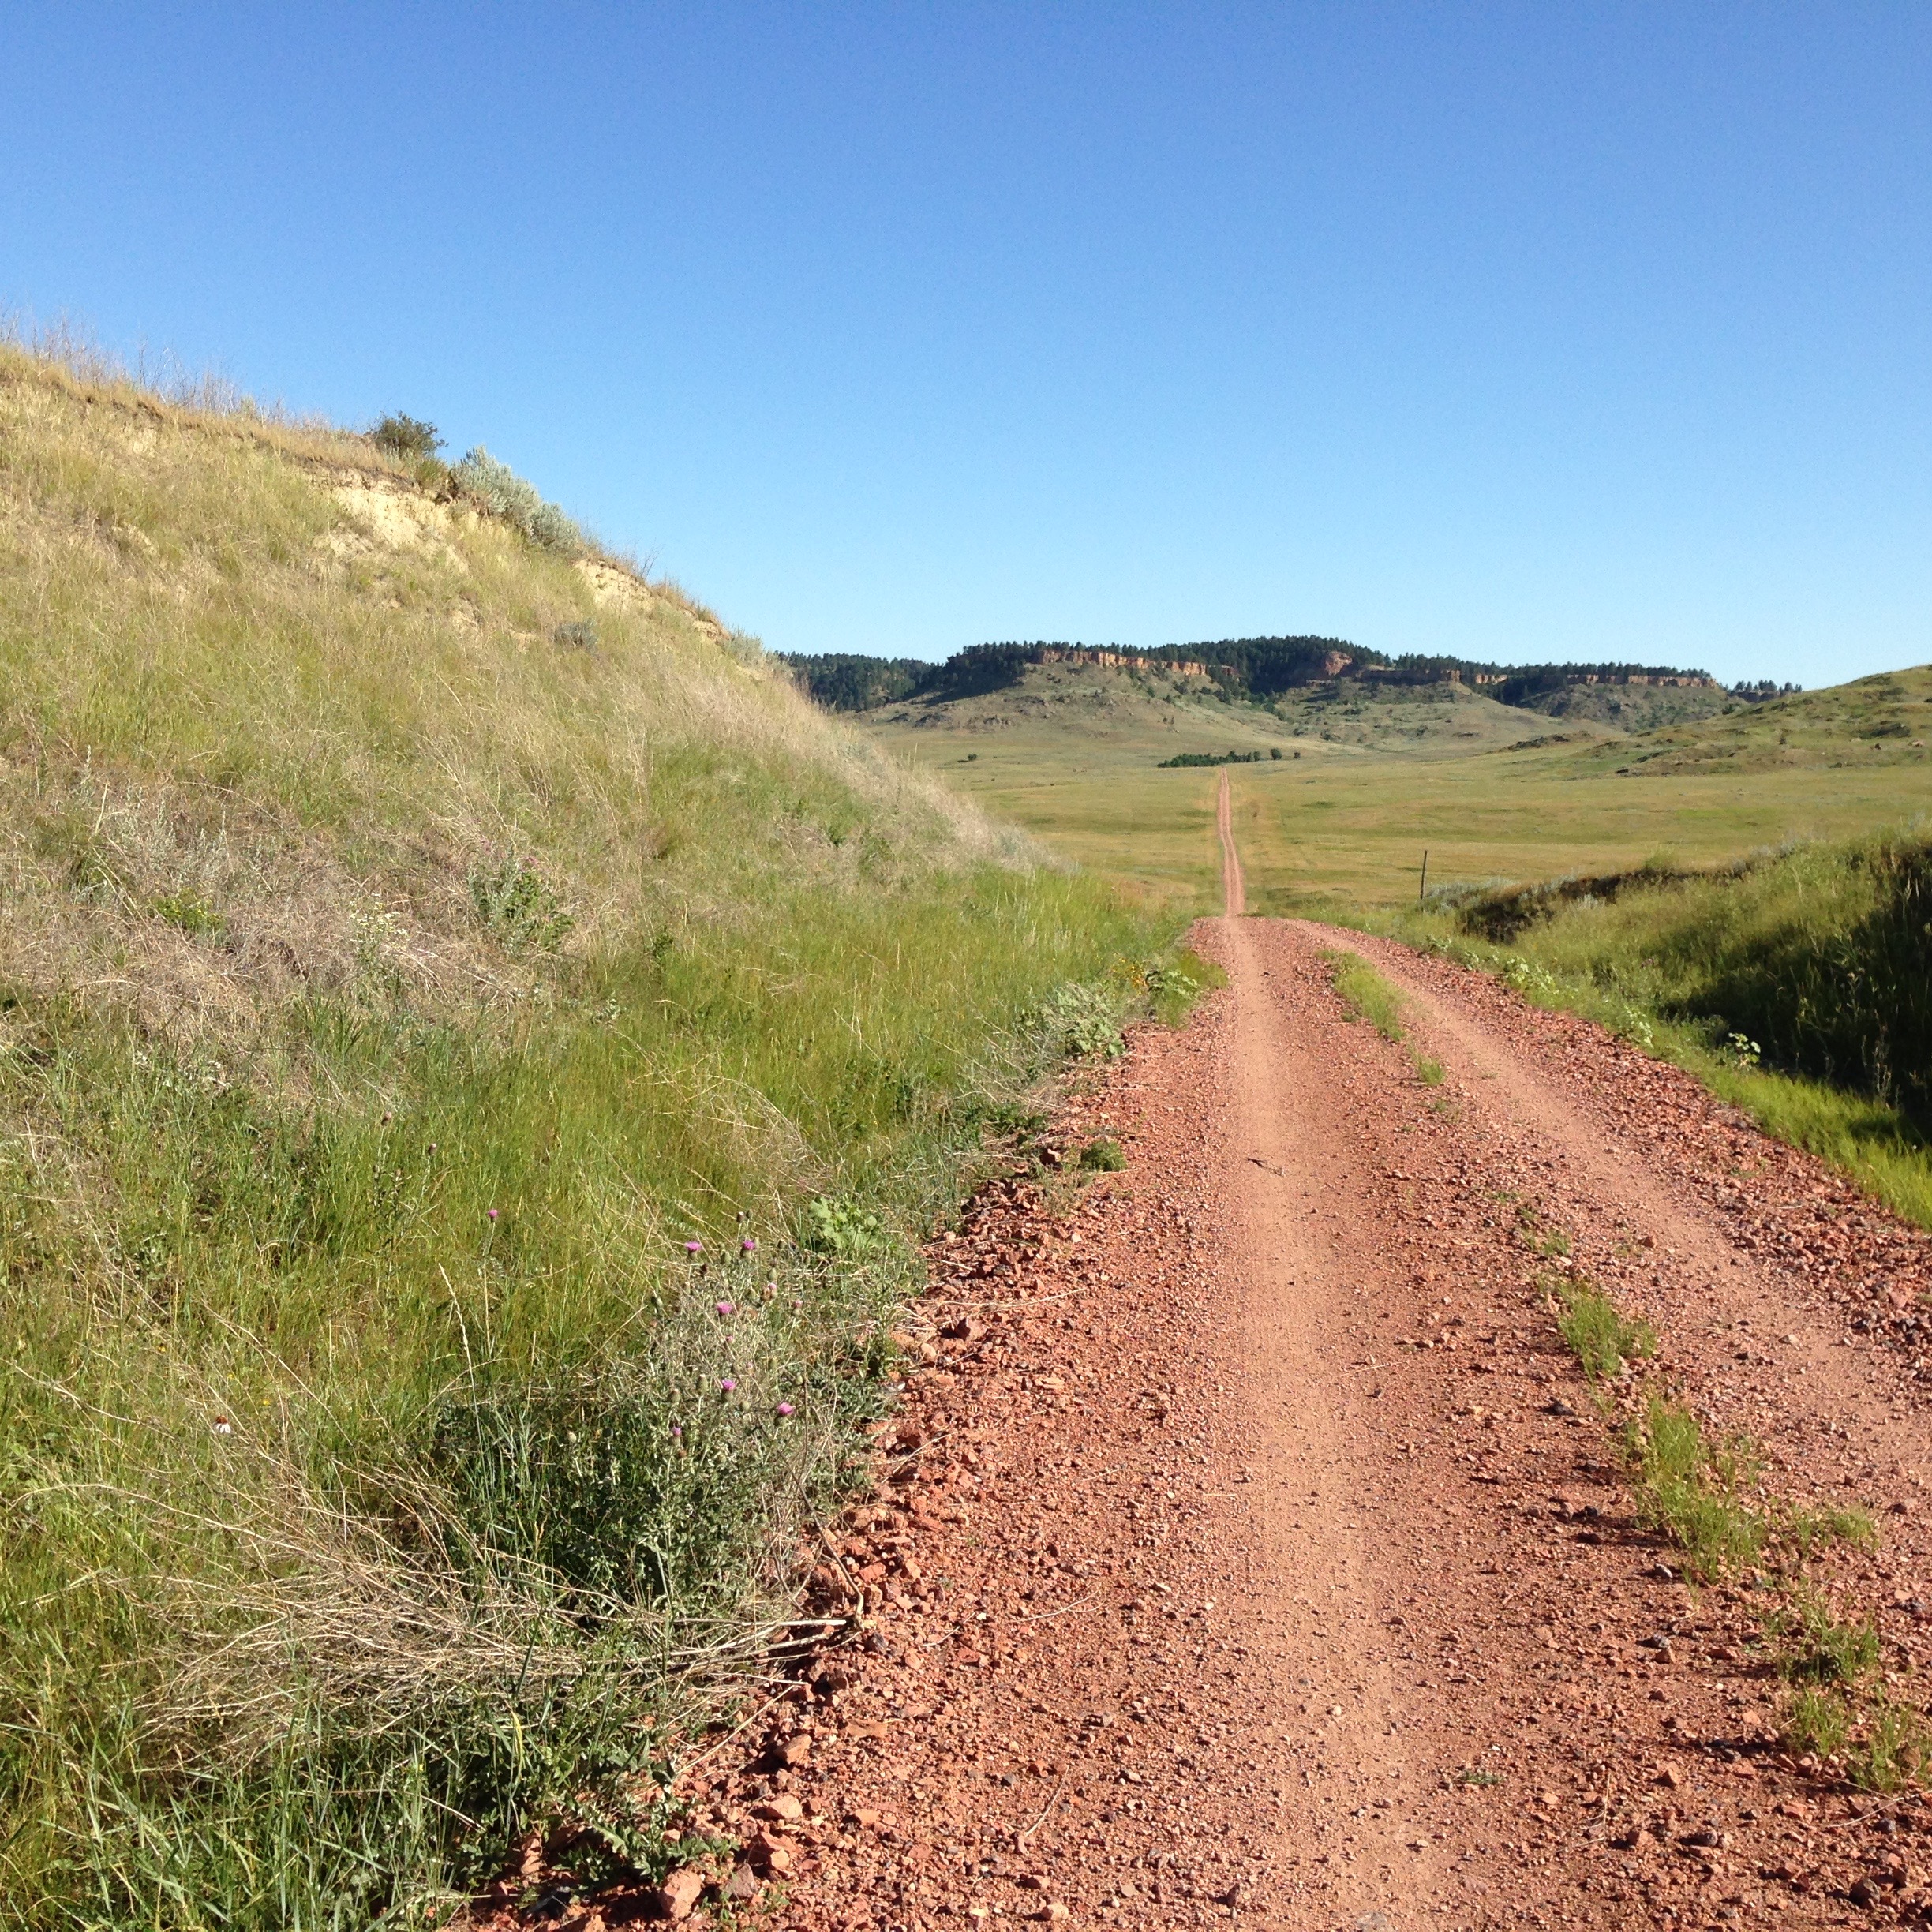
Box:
[452,445,585,552]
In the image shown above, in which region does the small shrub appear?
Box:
[370,413,444,459]
[468,852,575,953]
[1416,1055,1446,1086]
[554,621,597,652]
[1079,1137,1126,1172]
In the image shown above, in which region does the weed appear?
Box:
[1784,1686,1852,1759]
[1455,1767,1502,1788]
[1079,1137,1126,1172]
[1144,949,1226,1027]
[802,1195,889,1259]
[1769,1589,1881,1685]
[1035,981,1128,1060]
[1624,1394,1765,1579]
[1782,1504,1878,1561]
[1416,1055,1446,1086]
[1555,1279,1655,1381]
[468,850,576,953]
[152,886,224,937]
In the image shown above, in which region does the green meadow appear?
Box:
[867,662,1932,915]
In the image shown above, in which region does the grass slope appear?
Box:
[1386,832,1932,1226]
[0,346,1163,1924]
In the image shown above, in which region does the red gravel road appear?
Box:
[544,789,1932,1931]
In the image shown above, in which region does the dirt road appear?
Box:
[685,803,1932,1930]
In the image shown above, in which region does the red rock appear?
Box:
[653,1867,706,1920]
[754,1794,805,1822]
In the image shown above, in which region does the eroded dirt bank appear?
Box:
[668,910,1932,1932]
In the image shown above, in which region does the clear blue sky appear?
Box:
[4,6,1927,683]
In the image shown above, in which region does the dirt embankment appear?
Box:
[631,850,1932,1930]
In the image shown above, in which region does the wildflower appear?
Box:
[720,1378,736,1393]
[670,1424,683,1438]
[777,1402,795,1417]
[716,1299,735,1317]
[212,1417,234,1436]
[742,1236,758,1253]
[685,1240,703,1254]
[486,1208,498,1222]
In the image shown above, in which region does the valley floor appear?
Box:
[655,805,1932,1931]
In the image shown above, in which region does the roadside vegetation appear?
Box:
[0,341,1178,1924]
[1386,831,1932,1227]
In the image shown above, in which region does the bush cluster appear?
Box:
[451,446,585,554]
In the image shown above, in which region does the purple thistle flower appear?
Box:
[776,1402,795,1417]
[716,1299,735,1316]
[741,1236,757,1253]
[670,1424,683,1438]
[720,1377,736,1393]
[684,1239,703,1254]
[486,1208,498,1222]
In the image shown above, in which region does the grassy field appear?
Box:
[0,345,1172,1926]
[868,664,1932,916]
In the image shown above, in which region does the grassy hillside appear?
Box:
[1609,665,1932,775]
[0,346,1165,1924]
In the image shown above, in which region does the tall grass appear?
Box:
[0,346,1170,1922]
[1478,833,1932,1129]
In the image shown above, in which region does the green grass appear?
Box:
[1320,951,1452,1096]
[1326,951,1406,1042]
[1554,1280,1656,1383]
[1373,837,1932,1229]
[1623,1393,1765,1581]
[0,346,1174,1924]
